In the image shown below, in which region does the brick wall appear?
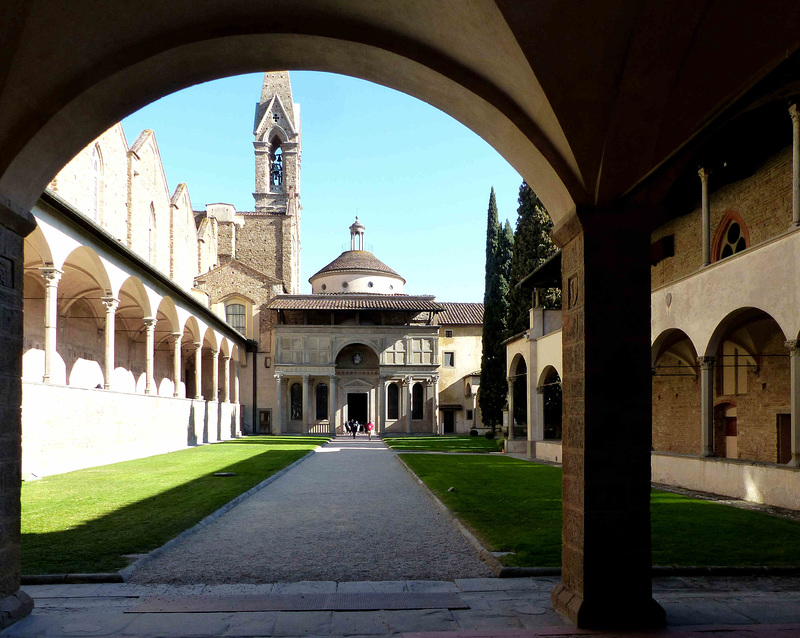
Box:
[652,353,701,454]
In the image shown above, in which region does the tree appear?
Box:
[508,181,561,336]
[479,188,513,433]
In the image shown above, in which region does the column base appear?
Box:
[551,582,665,629]
[0,590,34,630]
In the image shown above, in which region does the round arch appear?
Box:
[705,307,787,358]
[334,342,380,369]
[651,328,699,370]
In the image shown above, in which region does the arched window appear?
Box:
[387,382,399,420]
[316,383,328,420]
[270,138,283,190]
[225,303,246,335]
[720,222,746,260]
[713,211,750,262]
[290,383,302,420]
[412,382,424,419]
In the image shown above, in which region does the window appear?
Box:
[225,303,247,335]
[412,383,424,419]
[290,383,302,420]
[712,212,750,263]
[444,329,453,338]
[387,382,399,419]
[466,409,474,421]
[720,222,746,260]
[270,137,283,190]
[444,351,455,367]
[316,383,328,420]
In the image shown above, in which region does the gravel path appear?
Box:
[128,437,492,584]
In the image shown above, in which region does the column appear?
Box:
[432,374,440,435]
[791,104,800,227]
[100,296,118,390]
[302,374,310,434]
[233,360,240,403]
[193,341,203,399]
[699,167,711,266]
[507,376,515,439]
[550,206,663,628]
[171,333,181,397]
[405,376,413,434]
[211,349,219,401]
[222,354,231,403]
[329,375,337,435]
[698,356,716,457]
[786,341,800,465]
[40,267,62,384]
[274,373,283,434]
[143,317,157,395]
[529,386,545,457]
[379,376,386,433]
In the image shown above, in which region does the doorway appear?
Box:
[347,393,368,425]
[443,410,456,434]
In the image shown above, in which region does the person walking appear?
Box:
[366,420,374,441]
[352,420,358,438]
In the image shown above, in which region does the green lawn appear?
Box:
[399,453,800,568]
[383,435,503,453]
[22,436,328,574]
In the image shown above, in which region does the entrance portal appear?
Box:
[347,393,368,425]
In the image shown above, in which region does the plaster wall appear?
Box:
[534,440,562,463]
[535,329,562,382]
[652,452,800,511]
[311,271,404,295]
[22,382,240,477]
[438,324,482,432]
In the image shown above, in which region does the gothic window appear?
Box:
[270,138,283,190]
[290,383,302,420]
[719,222,747,260]
[712,211,750,262]
[316,383,328,420]
[412,383,424,420]
[387,382,399,419]
[225,303,246,335]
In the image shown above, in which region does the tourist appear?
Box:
[366,420,374,441]
[352,420,358,438]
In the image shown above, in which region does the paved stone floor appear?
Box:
[4,576,800,637]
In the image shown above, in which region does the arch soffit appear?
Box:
[182,316,201,343]
[203,327,218,350]
[155,296,180,335]
[509,352,527,376]
[118,276,152,317]
[651,328,699,371]
[334,340,380,359]
[24,225,54,269]
[537,364,561,389]
[60,245,112,297]
[1,20,578,225]
[704,306,788,357]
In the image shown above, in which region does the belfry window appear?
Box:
[270,139,283,190]
[225,303,246,335]
[290,383,302,420]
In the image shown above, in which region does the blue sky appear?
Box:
[122,72,523,302]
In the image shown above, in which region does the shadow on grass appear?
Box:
[216,436,330,446]
[22,444,318,575]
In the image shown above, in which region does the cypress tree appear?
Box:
[479,189,512,434]
[508,181,561,336]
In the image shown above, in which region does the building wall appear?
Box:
[438,324,483,432]
[652,353,701,455]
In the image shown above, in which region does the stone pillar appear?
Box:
[211,349,220,402]
[379,376,386,433]
[550,207,664,629]
[432,375,440,434]
[222,354,231,403]
[699,167,711,266]
[405,376,413,434]
[791,104,800,227]
[41,267,62,384]
[171,333,182,397]
[101,296,119,390]
[143,317,157,395]
[302,374,310,434]
[274,373,283,434]
[507,376,515,439]
[233,360,240,403]
[786,341,800,465]
[529,386,545,458]
[698,356,716,457]
[193,341,203,400]
[0,200,37,629]
[329,375,337,435]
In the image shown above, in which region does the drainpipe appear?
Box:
[246,339,258,435]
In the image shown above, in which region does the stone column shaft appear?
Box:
[101,296,118,390]
[41,267,62,384]
[507,376,515,439]
[530,386,545,457]
[329,375,337,435]
[791,104,800,227]
[786,341,800,465]
[222,355,231,403]
[211,349,220,402]
[144,317,157,395]
[233,360,239,403]
[699,356,716,457]
[193,342,203,400]
[699,167,711,266]
[274,375,283,434]
[171,333,181,397]
[432,375,440,434]
[550,206,664,628]
[302,374,310,434]
[379,377,386,433]
[406,377,413,434]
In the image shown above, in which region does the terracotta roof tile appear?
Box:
[267,294,442,312]
[437,302,484,325]
[310,250,404,281]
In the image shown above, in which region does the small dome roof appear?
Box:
[310,250,405,283]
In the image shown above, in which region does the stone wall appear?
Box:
[22,382,240,477]
[651,146,792,288]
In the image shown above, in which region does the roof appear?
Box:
[310,250,404,282]
[437,302,484,325]
[517,251,562,290]
[267,294,442,312]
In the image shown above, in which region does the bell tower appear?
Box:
[250,71,301,292]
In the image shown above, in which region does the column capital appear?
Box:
[402,375,413,386]
[100,296,119,311]
[40,266,63,284]
[790,102,800,123]
[143,317,158,329]
[787,339,800,351]
[222,353,231,361]
[171,332,182,342]
[193,341,202,350]
[697,355,716,369]
[211,348,220,357]
[697,166,711,182]
[274,372,283,382]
